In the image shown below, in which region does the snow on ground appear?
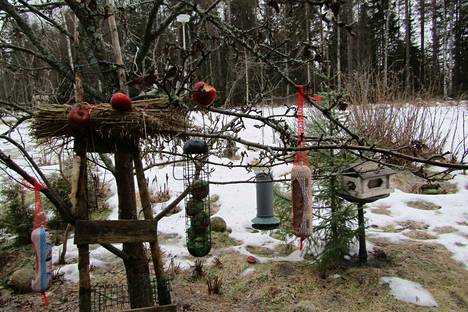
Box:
[366,174,468,267]
[380,276,439,307]
[1,102,467,283]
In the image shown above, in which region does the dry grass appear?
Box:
[371,207,392,216]
[31,99,188,141]
[406,200,441,210]
[398,220,429,230]
[433,226,458,234]
[349,104,456,167]
[170,240,468,311]
[403,230,438,240]
[380,224,401,233]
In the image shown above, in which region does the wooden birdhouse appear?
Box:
[339,161,395,202]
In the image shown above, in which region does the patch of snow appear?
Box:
[380,276,438,307]
[240,267,256,276]
[57,263,79,283]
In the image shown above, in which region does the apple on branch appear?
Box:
[191,81,217,108]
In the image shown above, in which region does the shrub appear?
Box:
[0,178,33,245]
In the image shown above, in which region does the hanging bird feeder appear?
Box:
[291,85,313,250]
[183,139,211,257]
[251,171,279,230]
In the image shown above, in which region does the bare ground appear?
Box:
[1,239,467,312]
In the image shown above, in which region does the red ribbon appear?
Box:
[300,236,305,252]
[42,292,49,308]
[22,177,48,230]
[297,85,305,147]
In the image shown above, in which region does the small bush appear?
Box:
[0,178,33,245]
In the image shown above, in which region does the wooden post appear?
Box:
[115,145,153,308]
[75,140,91,312]
[357,203,367,264]
[134,148,172,305]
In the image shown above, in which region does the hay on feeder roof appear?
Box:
[31,98,190,142]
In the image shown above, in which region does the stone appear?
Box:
[0,288,12,304]
[210,216,227,232]
[293,301,318,312]
[8,265,34,293]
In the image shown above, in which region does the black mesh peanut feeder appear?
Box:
[183,139,211,257]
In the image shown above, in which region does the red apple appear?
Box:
[247,255,257,264]
[68,106,90,128]
[110,92,132,111]
[191,81,217,107]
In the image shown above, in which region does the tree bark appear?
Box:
[346,0,353,75]
[133,149,172,306]
[383,1,390,90]
[336,17,341,91]
[404,0,411,94]
[106,0,127,92]
[115,150,153,308]
[420,0,425,86]
[431,0,439,75]
[75,145,91,312]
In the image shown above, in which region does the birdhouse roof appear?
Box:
[342,161,395,178]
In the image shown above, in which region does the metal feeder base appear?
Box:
[251,216,280,230]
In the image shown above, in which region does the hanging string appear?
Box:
[42,292,49,308]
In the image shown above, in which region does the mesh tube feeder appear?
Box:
[183,139,211,257]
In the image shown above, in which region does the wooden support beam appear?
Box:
[74,220,158,244]
[134,148,172,305]
[75,140,91,312]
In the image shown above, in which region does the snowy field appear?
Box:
[1,101,467,305]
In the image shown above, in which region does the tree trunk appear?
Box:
[420,0,425,86]
[75,147,91,312]
[106,0,127,92]
[244,47,249,105]
[442,0,448,98]
[305,2,311,85]
[383,1,390,90]
[404,0,411,94]
[58,224,72,265]
[337,20,341,91]
[133,149,172,306]
[431,0,439,75]
[115,151,153,308]
[346,0,353,75]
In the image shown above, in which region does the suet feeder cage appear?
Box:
[338,161,395,204]
[183,139,211,257]
[251,172,279,230]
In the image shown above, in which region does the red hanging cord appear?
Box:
[42,292,49,308]
[297,85,305,147]
[22,177,47,230]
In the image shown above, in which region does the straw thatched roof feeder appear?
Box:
[31,98,190,152]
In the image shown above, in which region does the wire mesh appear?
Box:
[89,277,167,312]
[183,151,212,257]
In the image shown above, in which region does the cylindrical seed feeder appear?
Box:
[252,172,279,230]
[291,152,313,241]
[183,139,211,257]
